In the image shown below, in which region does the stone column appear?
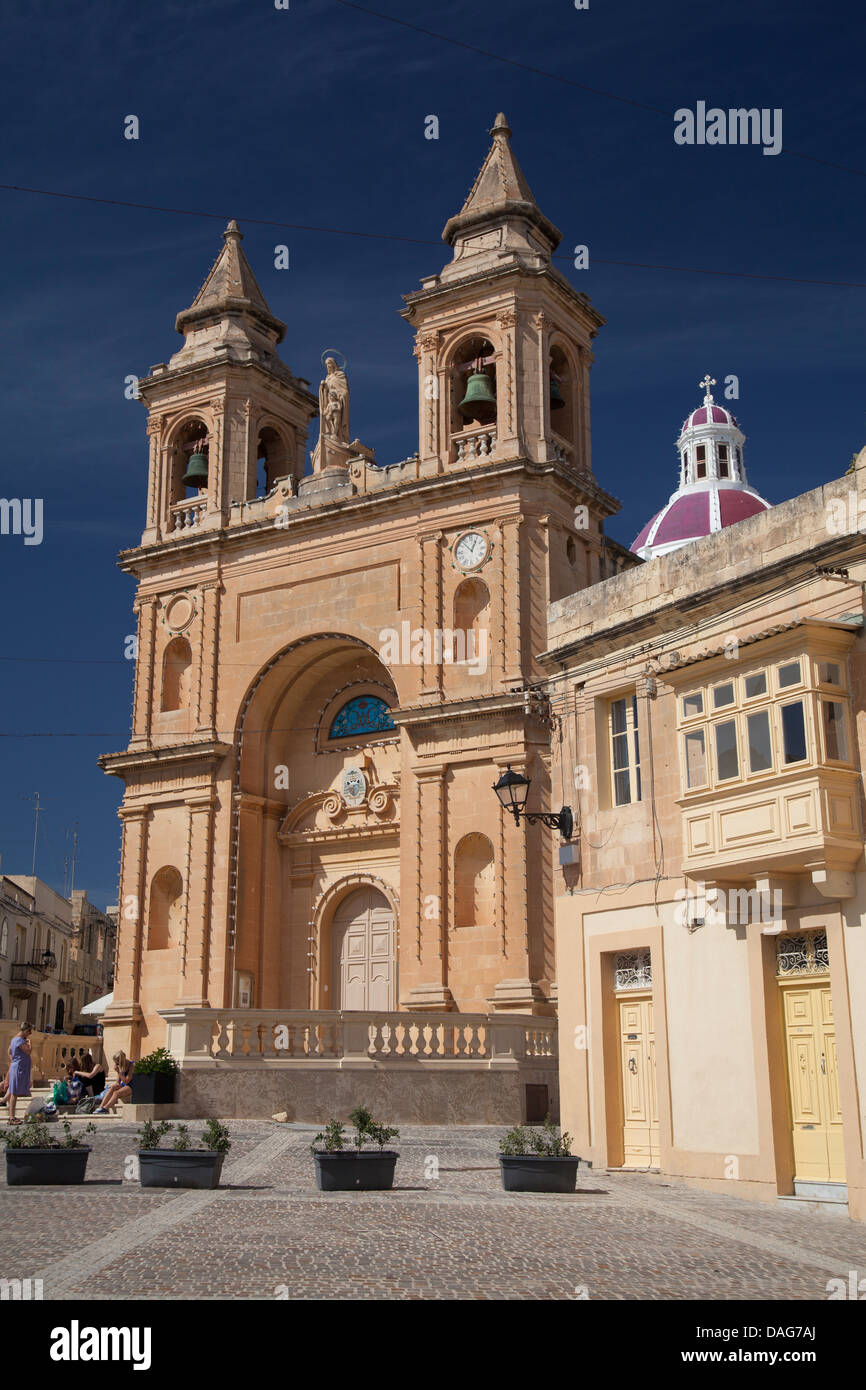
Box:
[490,755,542,1011]
[419,530,444,701]
[145,415,163,538]
[233,793,266,1003]
[175,794,215,1007]
[404,763,454,1010]
[102,806,148,1050]
[130,595,157,748]
[415,331,441,470]
[496,307,520,456]
[195,581,220,737]
[498,515,524,686]
[576,345,594,478]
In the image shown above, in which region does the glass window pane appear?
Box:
[612,732,629,771]
[682,692,703,718]
[744,671,767,699]
[747,709,773,772]
[614,769,631,806]
[819,661,841,686]
[715,720,739,781]
[684,730,707,788]
[781,702,807,763]
[822,700,848,761]
[713,682,735,709]
[778,661,801,689]
[610,698,626,736]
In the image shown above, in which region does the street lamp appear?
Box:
[492,765,573,841]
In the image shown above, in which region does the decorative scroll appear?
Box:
[614,949,652,991]
[776,931,829,977]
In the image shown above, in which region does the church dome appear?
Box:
[631,374,771,560]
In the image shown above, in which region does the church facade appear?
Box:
[99,115,631,1117]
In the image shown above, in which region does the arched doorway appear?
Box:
[54,998,65,1032]
[332,888,395,1011]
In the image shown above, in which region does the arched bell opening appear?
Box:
[549,343,576,447]
[170,417,210,503]
[450,335,497,458]
[255,425,294,498]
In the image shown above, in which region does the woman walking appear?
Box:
[5,1024,33,1124]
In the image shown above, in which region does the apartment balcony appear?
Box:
[680,766,862,886]
[10,960,50,997]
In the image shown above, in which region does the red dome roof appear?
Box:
[631,487,770,555]
[682,404,738,431]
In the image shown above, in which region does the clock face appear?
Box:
[342,767,366,804]
[455,531,488,570]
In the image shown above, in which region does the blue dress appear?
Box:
[7,1036,32,1097]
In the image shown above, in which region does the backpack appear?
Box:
[75,1097,99,1115]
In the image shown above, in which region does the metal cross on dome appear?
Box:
[699,373,716,404]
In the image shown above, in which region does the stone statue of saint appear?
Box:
[319,357,349,442]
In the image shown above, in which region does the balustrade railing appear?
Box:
[169,498,207,533]
[160,1007,557,1068]
[454,426,497,463]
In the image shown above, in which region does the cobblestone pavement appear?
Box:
[2,1121,864,1300]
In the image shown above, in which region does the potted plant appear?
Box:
[498,1118,583,1193]
[136,1118,230,1189]
[131,1047,179,1104]
[311,1106,400,1191]
[3,1116,96,1186]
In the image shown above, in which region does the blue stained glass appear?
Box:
[328,696,395,740]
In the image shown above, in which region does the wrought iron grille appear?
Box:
[776,930,829,977]
[614,949,652,991]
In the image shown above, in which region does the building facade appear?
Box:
[545,447,866,1221]
[98,115,635,1117]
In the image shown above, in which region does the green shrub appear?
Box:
[200,1119,231,1154]
[133,1047,179,1076]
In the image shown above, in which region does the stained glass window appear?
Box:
[328,695,395,740]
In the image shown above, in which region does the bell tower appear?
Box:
[138,220,317,547]
[403,113,602,481]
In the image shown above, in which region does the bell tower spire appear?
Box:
[402,113,607,483]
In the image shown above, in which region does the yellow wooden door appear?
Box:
[782,984,845,1183]
[619,995,660,1166]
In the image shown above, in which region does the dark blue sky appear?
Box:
[0,0,863,906]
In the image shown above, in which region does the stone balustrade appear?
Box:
[160,1007,556,1069]
[169,497,207,532]
[454,426,496,462]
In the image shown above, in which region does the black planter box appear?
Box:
[6,1147,91,1186]
[137,1150,224,1189]
[314,1151,399,1191]
[499,1154,581,1193]
[131,1072,177,1104]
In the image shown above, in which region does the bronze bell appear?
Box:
[550,376,566,410]
[458,371,496,424]
[182,450,208,489]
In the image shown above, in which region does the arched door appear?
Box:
[54,998,65,1033]
[332,888,395,1011]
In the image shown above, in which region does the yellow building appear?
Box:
[98,115,631,1121]
[545,432,866,1221]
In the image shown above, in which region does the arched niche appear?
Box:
[453,577,490,664]
[255,423,294,498]
[147,866,183,950]
[549,342,577,446]
[161,636,192,712]
[169,416,210,504]
[454,833,495,928]
[449,334,497,451]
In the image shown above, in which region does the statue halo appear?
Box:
[321,348,347,372]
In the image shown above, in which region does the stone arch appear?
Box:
[453,577,490,664]
[254,420,295,498]
[161,636,192,712]
[548,337,579,447]
[147,866,183,950]
[454,832,495,928]
[165,412,213,504]
[443,327,501,442]
[312,872,399,1010]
